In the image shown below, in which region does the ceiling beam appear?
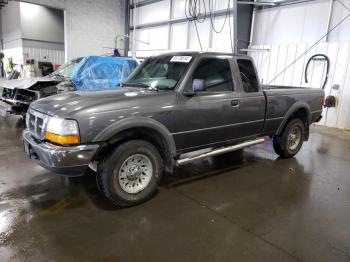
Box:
[256,0,321,9]
[238,1,276,6]
[130,0,277,9]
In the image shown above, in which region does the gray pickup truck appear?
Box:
[23,52,324,207]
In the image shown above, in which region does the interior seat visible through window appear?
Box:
[192,58,234,92]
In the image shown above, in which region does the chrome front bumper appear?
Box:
[23,130,99,176]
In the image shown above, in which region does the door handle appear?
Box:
[231,99,240,107]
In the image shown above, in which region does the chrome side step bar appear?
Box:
[176,138,265,165]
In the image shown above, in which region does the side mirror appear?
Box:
[192,79,205,92]
[183,79,205,97]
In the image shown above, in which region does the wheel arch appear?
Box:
[93,117,177,173]
[276,103,311,140]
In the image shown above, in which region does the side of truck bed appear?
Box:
[262,85,324,137]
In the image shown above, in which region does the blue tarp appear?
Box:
[71,56,138,91]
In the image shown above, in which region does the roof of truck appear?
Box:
[152,51,250,58]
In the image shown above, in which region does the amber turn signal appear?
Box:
[45,131,80,145]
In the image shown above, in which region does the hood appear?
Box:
[30,87,175,118]
[0,76,55,90]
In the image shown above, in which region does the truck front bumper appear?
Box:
[23,130,99,176]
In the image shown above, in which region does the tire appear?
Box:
[97,140,163,207]
[273,118,305,158]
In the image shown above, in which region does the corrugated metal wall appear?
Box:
[249,42,350,130]
[250,0,350,130]
[22,47,65,66]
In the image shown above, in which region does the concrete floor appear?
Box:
[1,114,350,262]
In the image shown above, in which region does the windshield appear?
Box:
[123,55,192,90]
[52,57,83,78]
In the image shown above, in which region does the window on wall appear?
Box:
[131,0,170,25]
[237,59,260,93]
[136,26,169,51]
[129,0,239,56]
[173,0,186,18]
[189,20,211,51]
[171,23,188,50]
[211,16,233,53]
[192,58,234,92]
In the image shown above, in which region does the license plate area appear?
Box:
[23,140,32,158]
[23,140,38,160]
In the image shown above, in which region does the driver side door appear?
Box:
[173,56,242,152]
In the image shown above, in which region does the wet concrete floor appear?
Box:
[1,114,350,261]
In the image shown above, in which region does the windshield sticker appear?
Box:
[170,56,192,63]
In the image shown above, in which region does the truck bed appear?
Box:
[261,85,324,136]
[262,84,322,92]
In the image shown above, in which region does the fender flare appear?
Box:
[93,117,177,172]
[276,103,311,136]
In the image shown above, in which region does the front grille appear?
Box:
[26,109,48,139]
[2,88,16,100]
[16,89,37,103]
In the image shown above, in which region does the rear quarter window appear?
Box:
[237,59,259,93]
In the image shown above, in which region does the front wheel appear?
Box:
[273,118,305,158]
[97,140,163,207]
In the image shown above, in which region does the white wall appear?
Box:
[252,0,350,45]
[328,0,350,42]
[19,2,65,67]
[1,2,23,65]
[0,12,3,50]
[252,0,331,45]
[250,0,350,130]
[23,46,65,66]
[1,2,65,69]
[19,0,126,61]
[250,42,350,130]
[20,2,64,45]
[1,2,22,50]
[130,0,253,57]
[64,0,125,60]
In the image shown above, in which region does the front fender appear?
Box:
[93,116,177,172]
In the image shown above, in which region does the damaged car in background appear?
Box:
[0,56,138,117]
[0,57,82,117]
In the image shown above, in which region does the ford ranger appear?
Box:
[22,52,324,207]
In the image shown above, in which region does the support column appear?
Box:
[124,0,130,56]
[232,0,238,53]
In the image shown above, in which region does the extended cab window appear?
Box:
[192,58,234,92]
[237,59,259,93]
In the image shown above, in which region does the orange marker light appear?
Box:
[45,131,80,145]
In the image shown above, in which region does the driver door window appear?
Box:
[192,58,234,92]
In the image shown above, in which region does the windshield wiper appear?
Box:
[50,72,65,79]
[123,82,158,91]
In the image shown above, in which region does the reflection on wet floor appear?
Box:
[1,114,350,261]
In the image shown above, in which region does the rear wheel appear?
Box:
[97,140,163,207]
[273,118,305,158]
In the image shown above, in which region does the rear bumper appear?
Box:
[23,130,99,176]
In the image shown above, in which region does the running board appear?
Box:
[176,138,265,165]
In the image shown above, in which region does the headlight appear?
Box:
[45,117,80,145]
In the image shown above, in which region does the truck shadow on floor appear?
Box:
[81,148,272,209]
[0,147,286,217]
